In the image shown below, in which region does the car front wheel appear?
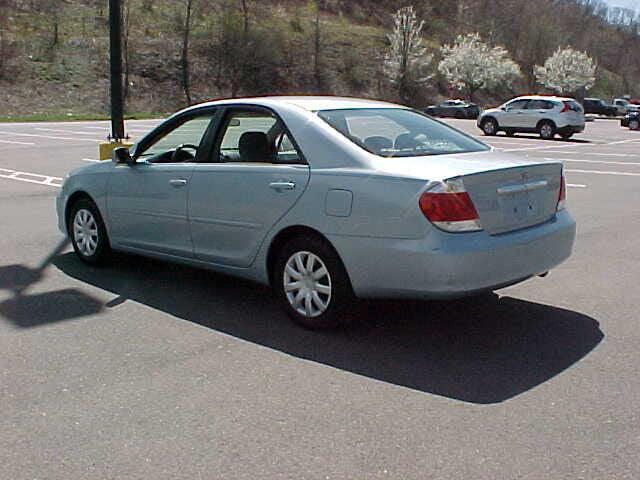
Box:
[68,198,110,265]
[481,118,498,136]
[273,236,353,329]
[629,119,640,130]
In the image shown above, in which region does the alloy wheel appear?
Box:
[540,123,554,139]
[283,251,332,318]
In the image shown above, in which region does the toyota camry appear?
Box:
[56,97,576,329]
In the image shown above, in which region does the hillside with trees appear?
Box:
[1,0,639,120]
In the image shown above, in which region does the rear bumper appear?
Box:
[330,210,576,299]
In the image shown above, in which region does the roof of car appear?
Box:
[512,95,575,101]
[185,96,403,112]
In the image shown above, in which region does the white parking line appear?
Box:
[567,183,587,188]
[36,127,106,136]
[565,169,640,177]
[547,157,640,166]
[82,158,102,162]
[0,131,102,142]
[0,138,35,145]
[505,137,640,152]
[543,151,639,157]
[0,167,62,187]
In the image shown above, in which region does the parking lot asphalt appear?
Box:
[1,117,639,479]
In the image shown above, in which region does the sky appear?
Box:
[603,0,639,10]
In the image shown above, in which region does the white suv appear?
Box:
[477,96,585,140]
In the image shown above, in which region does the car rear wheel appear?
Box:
[538,121,556,140]
[629,119,640,130]
[505,129,515,137]
[481,118,498,136]
[68,198,110,265]
[273,236,353,329]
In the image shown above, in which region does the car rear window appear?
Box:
[317,108,489,158]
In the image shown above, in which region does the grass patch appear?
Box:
[0,112,166,123]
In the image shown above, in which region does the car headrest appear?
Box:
[394,133,419,150]
[364,136,393,154]
[239,132,274,163]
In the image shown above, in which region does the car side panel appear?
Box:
[56,164,112,236]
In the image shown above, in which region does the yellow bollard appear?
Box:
[98,140,134,161]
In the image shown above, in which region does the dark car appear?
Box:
[583,98,618,117]
[424,100,480,119]
[621,111,640,130]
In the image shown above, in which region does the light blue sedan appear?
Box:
[56,97,576,329]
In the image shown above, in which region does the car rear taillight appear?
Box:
[419,179,482,232]
[557,172,566,211]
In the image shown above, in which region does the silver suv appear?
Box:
[478,96,585,140]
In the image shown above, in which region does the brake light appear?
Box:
[419,180,482,232]
[557,172,566,211]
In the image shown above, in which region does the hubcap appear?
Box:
[73,209,99,257]
[541,125,553,137]
[283,251,332,318]
[630,120,639,130]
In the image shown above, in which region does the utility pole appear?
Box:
[109,0,125,140]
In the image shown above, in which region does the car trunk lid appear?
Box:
[367,150,563,235]
[460,162,562,234]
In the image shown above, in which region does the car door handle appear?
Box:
[169,178,188,187]
[269,181,296,191]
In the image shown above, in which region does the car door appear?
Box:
[188,106,310,267]
[500,99,530,128]
[107,109,217,257]
[523,99,553,129]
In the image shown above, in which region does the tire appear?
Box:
[629,119,640,131]
[481,118,498,136]
[68,198,111,265]
[538,121,556,140]
[560,132,573,140]
[505,129,515,137]
[273,235,353,330]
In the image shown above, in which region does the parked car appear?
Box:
[583,98,618,117]
[621,111,640,130]
[477,95,585,140]
[57,96,575,329]
[424,99,480,119]
[614,98,640,116]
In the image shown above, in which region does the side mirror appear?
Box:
[112,147,134,165]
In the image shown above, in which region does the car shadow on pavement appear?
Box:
[53,252,603,404]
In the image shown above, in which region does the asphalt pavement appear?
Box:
[1,117,639,479]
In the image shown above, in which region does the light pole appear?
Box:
[109,0,125,140]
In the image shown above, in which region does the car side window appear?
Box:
[505,99,529,110]
[527,100,553,110]
[136,114,215,163]
[217,109,304,164]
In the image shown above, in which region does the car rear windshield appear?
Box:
[317,108,490,157]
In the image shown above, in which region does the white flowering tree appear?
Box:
[383,6,433,104]
[438,33,521,101]
[534,47,596,95]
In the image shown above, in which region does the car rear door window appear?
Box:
[216,109,304,164]
[527,100,554,110]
